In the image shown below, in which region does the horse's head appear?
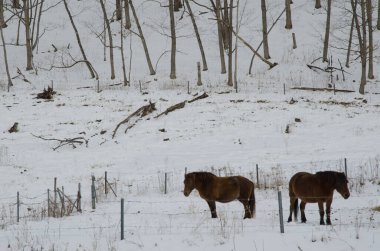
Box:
[183,173,195,197]
[335,172,350,199]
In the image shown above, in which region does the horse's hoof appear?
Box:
[301,220,307,223]
[212,215,217,218]
[326,221,332,225]
[320,222,325,225]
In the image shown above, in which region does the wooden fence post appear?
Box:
[164,173,168,194]
[105,171,108,195]
[292,33,297,49]
[197,62,202,86]
[91,175,96,210]
[47,189,50,217]
[78,183,81,212]
[121,198,124,240]
[54,177,57,217]
[278,190,284,233]
[256,164,260,189]
[17,191,19,223]
[187,81,190,94]
[344,158,347,177]
[61,186,65,217]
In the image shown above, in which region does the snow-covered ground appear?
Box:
[0,0,380,250]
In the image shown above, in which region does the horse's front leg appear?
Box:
[206,200,217,218]
[300,201,307,223]
[326,198,333,225]
[318,201,325,225]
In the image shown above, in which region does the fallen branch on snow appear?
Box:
[32,134,88,151]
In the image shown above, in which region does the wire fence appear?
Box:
[1,156,379,239]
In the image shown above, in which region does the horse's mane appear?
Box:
[315,171,345,184]
[188,172,216,181]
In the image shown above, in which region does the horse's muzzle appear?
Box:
[344,193,350,199]
[183,191,190,197]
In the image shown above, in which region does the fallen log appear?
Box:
[188,92,209,103]
[154,101,186,118]
[112,102,156,138]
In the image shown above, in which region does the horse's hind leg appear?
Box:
[300,201,307,223]
[239,199,251,219]
[318,201,325,225]
[206,200,217,218]
[288,197,297,222]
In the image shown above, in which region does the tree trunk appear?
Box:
[315,0,321,9]
[32,0,44,51]
[227,0,233,86]
[0,1,13,90]
[23,0,33,70]
[120,0,128,86]
[63,0,96,79]
[169,0,176,79]
[123,0,131,29]
[322,0,332,62]
[99,0,116,79]
[215,0,226,74]
[377,0,380,30]
[222,0,229,50]
[0,0,6,28]
[345,10,355,68]
[359,0,366,94]
[366,0,374,79]
[13,0,21,9]
[234,0,239,91]
[116,0,122,20]
[261,0,270,59]
[129,0,155,75]
[285,0,292,29]
[184,0,208,71]
[174,0,182,11]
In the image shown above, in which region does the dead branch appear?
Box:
[36,86,56,99]
[112,102,156,138]
[188,92,209,103]
[32,134,88,150]
[154,101,186,118]
[291,87,355,93]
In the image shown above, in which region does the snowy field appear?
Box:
[1,0,380,250]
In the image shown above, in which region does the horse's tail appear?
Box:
[249,184,256,218]
[293,198,298,221]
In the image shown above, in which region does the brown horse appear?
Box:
[287,171,350,225]
[183,172,256,219]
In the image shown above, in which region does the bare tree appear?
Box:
[315,0,321,9]
[184,0,208,71]
[0,0,13,90]
[120,0,128,86]
[174,0,182,11]
[32,0,44,51]
[129,0,155,75]
[63,0,96,79]
[351,0,367,94]
[100,0,116,79]
[285,0,292,29]
[169,0,176,79]
[322,0,332,62]
[116,0,122,20]
[23,0,33,70]
[123,0,131,29]
[12,0,21,9]
[345,7,355,68]
[366,0,374,79]
[223,0,229,50]
[377,0,380,29]
[234,0,240,91]
[213,0,226,73]
[227,0,233,86]
[0,0,6,28]
[261,0,270,59]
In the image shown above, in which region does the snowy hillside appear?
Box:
[0,0,380,250]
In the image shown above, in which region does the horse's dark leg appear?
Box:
[288,197,297,222]
[206,200,217,218]
[318,201,325,225]
[326,198,332,225]
[239,199,251,219]
[300,201,307,223]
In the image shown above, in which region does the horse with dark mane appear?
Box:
[287,171,350,225]
[183,172,256,219]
